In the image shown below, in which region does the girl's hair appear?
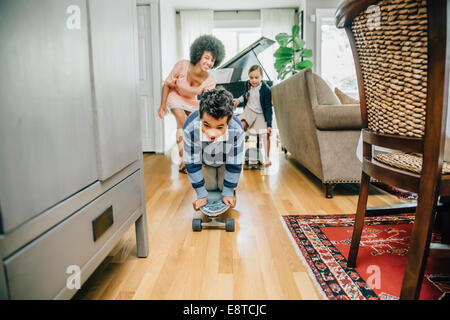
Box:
[248,65,263,76]
[190,35,226,68]
[246,65,263,100]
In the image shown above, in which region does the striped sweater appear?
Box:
[183,110,245,199]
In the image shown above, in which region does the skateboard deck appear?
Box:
[199,189,230,216]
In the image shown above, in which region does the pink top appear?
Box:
[164,60,216,109]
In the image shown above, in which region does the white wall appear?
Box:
[175,10,183,60]
[159,0,178,153]
[303,0,342,72]
[214,10,261,28]
[160,0,179,77]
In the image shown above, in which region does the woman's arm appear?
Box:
[158,82,170,119]
[158,60,184,118]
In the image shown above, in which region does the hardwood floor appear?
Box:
[73,145,406,300]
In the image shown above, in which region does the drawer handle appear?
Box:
[92,205,114,242]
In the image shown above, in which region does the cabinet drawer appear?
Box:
[3,170,142,299]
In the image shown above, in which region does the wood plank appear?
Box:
[293,272,322,300]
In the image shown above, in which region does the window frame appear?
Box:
[315,8,358,98]
[315,8,337,77]
[212,27,262,62]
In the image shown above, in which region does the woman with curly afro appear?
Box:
[158,34,225,173]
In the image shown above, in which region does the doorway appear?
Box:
[137,2,163,152]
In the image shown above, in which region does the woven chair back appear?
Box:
[350,0,428,138]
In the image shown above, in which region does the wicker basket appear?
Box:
[374,152,450,174]
[351,0,428,138]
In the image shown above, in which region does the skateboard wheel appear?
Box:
[225,218,235,232]
[192,218,202,232]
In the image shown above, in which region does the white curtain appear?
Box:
[260,8,296,85]
[180,10,214,60]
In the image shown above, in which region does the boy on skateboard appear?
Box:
[183,87,245,211]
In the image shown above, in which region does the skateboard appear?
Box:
[243,130,275,169]
[244,133,264,170]
[245,147,264,170]
[192,189,235,232]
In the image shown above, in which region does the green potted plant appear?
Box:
[273,24,313,80]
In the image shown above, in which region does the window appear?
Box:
[316,9,358,99]
[213,28,262,65]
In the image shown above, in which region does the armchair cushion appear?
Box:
[312,73,341,106]
[313,104,362,130]
[335,87,360,104]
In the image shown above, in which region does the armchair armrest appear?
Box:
[312,104,362,130]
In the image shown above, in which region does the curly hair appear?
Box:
[199,86,234,121]
[190,34,225,68]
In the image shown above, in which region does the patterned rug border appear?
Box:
[279,215,329,300]
[280,213,417,300]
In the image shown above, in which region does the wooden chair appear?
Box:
[336,0,450,299]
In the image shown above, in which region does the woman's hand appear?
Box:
[267,127,272,136]
[233,99,240,108]
[193,197,207,211]
[158,105,167,119]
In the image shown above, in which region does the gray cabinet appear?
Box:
[0,0,148,299]
[4,170,142,299]
[0,0,98,233]
[89,0,142,181]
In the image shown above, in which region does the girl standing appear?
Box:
[233,65,273,166]
[158,35,225,173]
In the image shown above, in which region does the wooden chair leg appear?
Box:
[400,194,438,300]
[347,172,370,268]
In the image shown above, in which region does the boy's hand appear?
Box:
[267,127,272,136]
[193,197,207,211]
[222,196,236,208]
[233,99,240,108]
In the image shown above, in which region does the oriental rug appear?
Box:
[281,213,450,300]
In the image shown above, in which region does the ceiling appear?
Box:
[168,0,302,10]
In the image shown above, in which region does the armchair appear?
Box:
[271,68,362,198]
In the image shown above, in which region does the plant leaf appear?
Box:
[292,24,300,37]
[274,59,290,68]
[275,62,291,74]
[293,37,305,50]
[295,60,313,70]
[279,67,293,80]
[274,46,293,58]
[302,49,313,58]
[274,56,291,64]
[274,59,291,71]
[275,33,290,46]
